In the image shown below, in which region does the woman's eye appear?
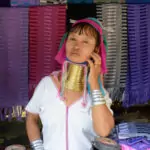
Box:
[83,41,88,44]
[70,37,76,41]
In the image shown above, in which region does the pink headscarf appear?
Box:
[55,18,107,74]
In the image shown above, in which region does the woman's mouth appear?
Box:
[71,52,80,56]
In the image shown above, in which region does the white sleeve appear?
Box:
[25,77,46,114]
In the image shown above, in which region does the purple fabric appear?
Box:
[119,137,150,150]
[0,8,28,120]
[11,0,40,6]
[123,4,150,107]
[29,6,66,97]
[126,0,150,3]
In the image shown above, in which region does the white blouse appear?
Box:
[25,76,113,150]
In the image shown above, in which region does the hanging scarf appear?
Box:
[40,0,66,4]
[0,8,29,120]
[125,0,150,3]
[11,0,40,6]
[55,18,108,106]
[29,5,66,98]
[96,4,128,102]
[123,4,150,107]
[94,0,125,3]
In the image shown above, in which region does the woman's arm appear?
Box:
[87,53,114,137]
[90,83,115,137]
[26,112,41,142]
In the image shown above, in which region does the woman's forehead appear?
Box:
[69,31,95,39]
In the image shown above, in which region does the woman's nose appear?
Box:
[73,41,81,49]
[74,44,79,50]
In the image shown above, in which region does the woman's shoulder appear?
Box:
[39,75,51,85]
[38,70,61,90]
[40,70,61,83]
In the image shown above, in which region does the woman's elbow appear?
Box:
[96,119,115,137]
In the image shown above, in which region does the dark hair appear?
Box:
[68,22,100,48]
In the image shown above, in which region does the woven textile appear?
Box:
[29,5,66,97]
[96,4,128,101]
[94,0,125,3]
[40,0,66,4]
[126,0,150,3]
[11,0,40,6]
[123,4,150,107]
[0,8,28,120]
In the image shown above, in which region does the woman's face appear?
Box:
[66,31,97,63]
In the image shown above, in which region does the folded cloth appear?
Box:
[119,137,150,150]
[29,5,66,97]
[123,4,150,107]
[121,144,136,150]
[96,4,128,101]
[11,0,40,6]
[0,8,29,120]
[116,122,150,140]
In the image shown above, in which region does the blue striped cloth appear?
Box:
[116,122,150,140]
[123,4,150,107]
[126,0,150,3]
[94,0,125,3]
[119,136,150,150]
[11,0,40,6]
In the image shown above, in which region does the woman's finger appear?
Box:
[93,53,101,63]
[94,64,101,73]
[91,53,101,65]
[87,59,94,68]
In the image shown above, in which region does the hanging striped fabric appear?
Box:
[125,0,150,3]
[11,0,40,6]
[123,4,150,107]
[40,0,66,4]
[96,4,128,101]
[0,8,28,120]
[29,5,66,97]
[94,0,125,3]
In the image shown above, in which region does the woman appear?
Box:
[25,17,114,150]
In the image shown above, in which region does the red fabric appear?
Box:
[29,5,66,97]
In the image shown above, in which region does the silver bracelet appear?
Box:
[91,90,106,106]
[30,139,44,150]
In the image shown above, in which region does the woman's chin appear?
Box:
[67,57,86,64]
